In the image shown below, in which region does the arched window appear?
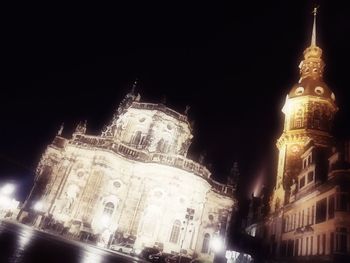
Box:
[201,233,210,253]
[103,202,114,216]
[169,220,181,243]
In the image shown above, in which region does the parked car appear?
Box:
[110,243,135,254]
[139,247,161,260]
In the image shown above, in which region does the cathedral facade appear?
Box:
[245,9,350,262]
[19,89,235,260]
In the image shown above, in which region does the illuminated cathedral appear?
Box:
[18,84,236,261]
[245,9,350,262]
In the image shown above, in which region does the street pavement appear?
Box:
[0,220,146,263]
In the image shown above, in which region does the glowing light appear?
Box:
[0,196,11,208]
[211,236,223,252]
[34,201,43,211]
[100,215,110,227]
[1,183,15,195]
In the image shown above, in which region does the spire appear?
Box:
[298,6,324,80]
[311,6,319,46]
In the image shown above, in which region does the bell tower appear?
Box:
[271,8,338,212]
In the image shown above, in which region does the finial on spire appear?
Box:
[311,6,319,46]
[57,122,64,136]
[131,78,138,94]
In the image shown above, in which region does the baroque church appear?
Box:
[18,84,236,261]
[245,9,350,263]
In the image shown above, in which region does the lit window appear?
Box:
[315,86,324,95]
[295,87,304,95]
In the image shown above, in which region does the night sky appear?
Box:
[1,0,350,204]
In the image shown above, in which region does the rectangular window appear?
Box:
[307,171,314,183]
[306,237,309,255]
[295,239,299,256]
[317,235,320,255]
[336,193,348,211]
[293,214,296,230]
[298,212,301,227]
[316,198,327,223]
[328,195,335,219]
[336,227,348,253]
[330,232,334,254]
[302,210,305,226]
[322,234,326,255]
[301,238,304,256]
[300,176,306,189]
[311,236,314,255]
[287,240,294,257]
[312,205,315,224]
[307,207,310,225]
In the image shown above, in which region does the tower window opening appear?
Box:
[294,109,303,129]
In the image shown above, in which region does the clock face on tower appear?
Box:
[291,144,301,154]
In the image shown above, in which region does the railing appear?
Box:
[68,134,218,184]
[131,102,188,122]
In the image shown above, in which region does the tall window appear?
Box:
[328,195,335,219]
[201,233,210,253]
[103,202,114,216]
[294,109,303,128]
[313,110,321,129]
[316,198,327,224]
[336,228,348,253]
[169,220,181,244]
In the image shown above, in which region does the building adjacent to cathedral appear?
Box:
[19,88,236,261]
[245,10,350,262]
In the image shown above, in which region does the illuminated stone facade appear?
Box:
[246,10,350,262]
[19,89,235,260]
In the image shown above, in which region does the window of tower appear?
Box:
[313,110,321,129]
[295,87,304,95]
[331,93,336,101]
[294,109,303,128]
[315,86,324,95]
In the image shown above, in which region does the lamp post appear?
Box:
[0,183,16,219]
[179,208,195,263]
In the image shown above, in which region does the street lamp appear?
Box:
[0,183,16,218]
[211,236,224,253]
[0,184,15,195]
[179,208,195,263]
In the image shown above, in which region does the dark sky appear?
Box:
[1,0,350,202]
